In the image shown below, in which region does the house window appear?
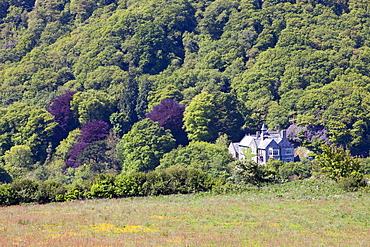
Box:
[284,148,294,155]
[268,148,279,156]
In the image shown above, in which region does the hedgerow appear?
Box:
[0,166,218,206]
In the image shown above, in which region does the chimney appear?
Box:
[281,130,287,140]
[256,131,260,138]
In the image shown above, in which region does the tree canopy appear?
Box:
[116,119,176,173]
[2,0,370,182]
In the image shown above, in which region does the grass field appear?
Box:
[0,179,369,246]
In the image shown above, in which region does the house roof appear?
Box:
[233,129,294,151]
[229,142,240,153]
[258,138,279,149]
[239,135,255,147]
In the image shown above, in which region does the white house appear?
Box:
[229,124,295,164]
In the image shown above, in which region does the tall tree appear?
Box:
[3,145,34,180]
[116,119,175,173]
[70,90,115,125]
[0,103,56,161]
[66,120,110,168]
[183,92,217,142]
[117,74,139,125]
[47,91,77,144]
[147,98,188,146]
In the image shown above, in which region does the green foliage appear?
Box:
[54,128,81,161]
[278,160,313,181]
[0,184,15,205]
[232,160,275,186]
[0,103,56,161]
[183,92,216,142]
[3,145,34,180]
[62,178,96,201]
[114,173,141,197]
[70,90,115,125]
[116,119,176,173]
[89,174,116,199]
[266,158,313,181]
[2,0,370,195]
[316,144,364,186]
[360,158,370,175]
[142,166,215,196]
[64,164,95,185]
[337,174,366,192]
[158,141,234,178]
[0,166,218,205]
[11,179,39,204]
[36,180,66,204]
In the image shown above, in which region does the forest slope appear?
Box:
[1,0,370,182]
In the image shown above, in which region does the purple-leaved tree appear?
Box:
[47,91,77,144]
[287,123,329,149]
[146,99,188,145]
[66,120,110,168]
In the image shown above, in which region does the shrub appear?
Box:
[36,180,67,204]
[232,160,275,186]
[337,172,367,192]
[158,141,234,179]
[11,179,39,204]
[317,144,361,181]
[115,173,141,197]
[0,184,15,205]
[64,178,96,201]
[360,158,370,175]
[278,159,313,181]
[89,174,116,198]
[142,170,171,196]
[142,166,215,196]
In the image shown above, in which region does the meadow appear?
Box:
[0,179,369,246]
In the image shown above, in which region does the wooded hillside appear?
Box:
[1,0,370,182]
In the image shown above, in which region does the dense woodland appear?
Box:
[0,0,370,200]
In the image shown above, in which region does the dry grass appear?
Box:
[0,181,369,246]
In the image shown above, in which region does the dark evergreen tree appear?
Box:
[118,74,139,125]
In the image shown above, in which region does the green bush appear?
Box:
[142,170,171,196]
[142,166,216,196]
[115,173,141,197]
[11,179,39,204]
[89,174,116,198]
[63,184,86,201]
[0,184,15,205]
[232,160,275,186]
[337,172,366,192]
[317,144,361,181]
[278,159,313,181]
[64,178,97,201]
[360,158,370,175]
[36,180,67,204]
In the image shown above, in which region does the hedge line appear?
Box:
[0,166,221,206]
